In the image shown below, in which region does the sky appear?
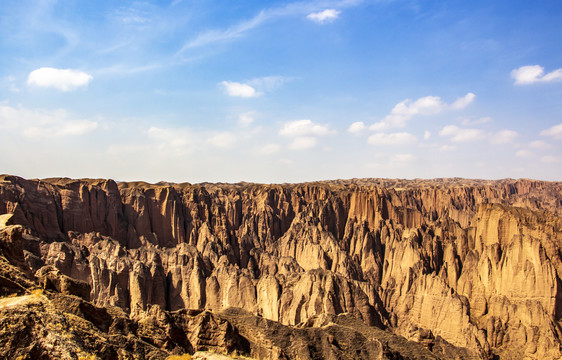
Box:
[0,0,561,183]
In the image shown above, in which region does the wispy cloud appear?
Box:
[177,0,363,53]
[178,11,269,52]
[511,65,562,85]
[247,76,292,92]
[307,9,341,23]
[27,67,93,91]
[112,4,153,26]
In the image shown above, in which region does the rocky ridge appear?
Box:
[0,175,561,359]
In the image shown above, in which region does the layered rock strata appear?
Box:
[1,175,561,359]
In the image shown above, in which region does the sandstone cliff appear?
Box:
[1,175,561,359]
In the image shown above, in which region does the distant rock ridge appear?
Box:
[0,174,561,359]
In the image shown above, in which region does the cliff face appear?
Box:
[1,175,561,359]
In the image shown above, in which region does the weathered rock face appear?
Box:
[1,174,561,359]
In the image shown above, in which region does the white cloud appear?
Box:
[423,130,431,140]
[540,123,562,139]
[238,112,256,127]
[27,67,93,91]
[220,76,289,98]
[307,9,341,23]
[280,120,334,151]
[490,129,518,144]
[288,136,317,150]
[347,121,367,134]
[450,92,476,110]
[208,132,237,148]
[515,150,534,158]
[0,105,98,138]
[377,96,443,129]
[279,119,334,137]
[367,132,417,145]
[511,65,562,85]
[372,92,475,130]
[369,121,387,131]
[220,81,259,98]
[437,125,458,137]
[439,125,485,142]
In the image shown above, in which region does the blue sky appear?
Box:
[1,0,561,183]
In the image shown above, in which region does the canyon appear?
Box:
[0,174,561,359]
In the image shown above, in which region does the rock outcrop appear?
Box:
[1,174,561,359]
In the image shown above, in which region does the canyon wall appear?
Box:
[1,175,561,359]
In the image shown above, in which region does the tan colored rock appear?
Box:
[1,175,562,359]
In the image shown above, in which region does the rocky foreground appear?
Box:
[0,175,561,359]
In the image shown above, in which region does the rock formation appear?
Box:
[0,174,561,359]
